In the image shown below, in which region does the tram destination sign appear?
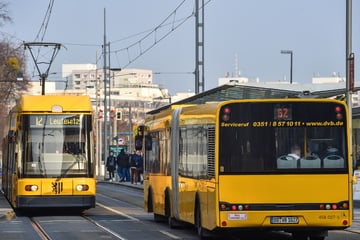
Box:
[29,115,81,127]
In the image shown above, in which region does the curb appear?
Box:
[0,209,15,221]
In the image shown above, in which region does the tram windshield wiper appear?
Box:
[58,153,86,178]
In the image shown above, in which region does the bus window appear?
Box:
[219,101,348,173]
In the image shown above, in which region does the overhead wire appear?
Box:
[111,0,212,71]
[111,0,193,69]
[34,0,55,42]
[31,0,55,78]
[21,0,212,80]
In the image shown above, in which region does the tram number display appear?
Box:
[274,104,292,121]
[30,115,81,127]
[270,216,299,224]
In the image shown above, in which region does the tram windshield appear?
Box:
[219,101,348,174]
[21,114,93,177]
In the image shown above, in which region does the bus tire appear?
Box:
[165,190,176,228]
[148,188,165,222]
[154,213,165,222]
[310,230,327,240]
[310,237,325,240]
[292,232,308,240]
[168,216,177,229]
[195,204,209,239]
[147,187,153,212]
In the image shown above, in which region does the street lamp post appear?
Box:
[280,50,293,84]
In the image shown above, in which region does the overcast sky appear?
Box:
[1,0,359,94]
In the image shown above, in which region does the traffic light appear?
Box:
[138,125,144,136]
[133,125,139,137]
[116,110,122,120]
[135,135,143,150]
[134,125,145,150]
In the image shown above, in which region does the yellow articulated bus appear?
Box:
[143,98,353,240]
[2,95,96,211]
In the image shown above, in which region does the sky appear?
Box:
[1,0,359,95]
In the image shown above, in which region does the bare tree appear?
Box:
[0,41,29,98]
[0,2,11,26]
[0,2,29,143]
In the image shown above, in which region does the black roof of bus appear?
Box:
[148,83,357,115]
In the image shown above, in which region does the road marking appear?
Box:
[96,202,139,221]
[83,215,128,240]
[159,230,182,239]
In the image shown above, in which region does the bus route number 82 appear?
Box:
[274,105,292,121]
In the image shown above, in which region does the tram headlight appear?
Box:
[25,185,38,192]
[76,185,83,191]
[76,184,89,191]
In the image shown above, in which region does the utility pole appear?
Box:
[103,8,109,180]
[345,0,354,168]
[195,0,205,94]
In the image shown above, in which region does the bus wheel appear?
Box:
[309,230,327,240]
[292,233,308,240]
[148,190,164,222]
[147,189,154,212]
[168,216,177,228]
[154,213,165,222]
[165,191,176,228]
[310,237,325,240]
[195,206,208,239]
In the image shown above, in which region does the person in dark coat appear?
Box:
[106,151,116,182]
[117,149,130,182]
[130,150,143,184]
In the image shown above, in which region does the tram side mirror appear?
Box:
[145,135,152,151]
[8,130,16,143]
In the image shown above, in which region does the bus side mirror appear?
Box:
[145,135,152,151]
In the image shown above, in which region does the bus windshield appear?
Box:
[219,101,348,174]
[21,114,92,178]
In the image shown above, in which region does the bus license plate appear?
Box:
[270,216,299,224]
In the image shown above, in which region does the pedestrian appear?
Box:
[106,151,116,182]
[130,150,143,184]
[137,151,144,184]
[124,152,131,182]
[117,149,129,182]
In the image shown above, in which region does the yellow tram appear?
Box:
[2,95,96,210]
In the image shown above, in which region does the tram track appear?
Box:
[28,210,131,240]
[27,191,145,240]
[30,217,51,240]
[82,215,128,240]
